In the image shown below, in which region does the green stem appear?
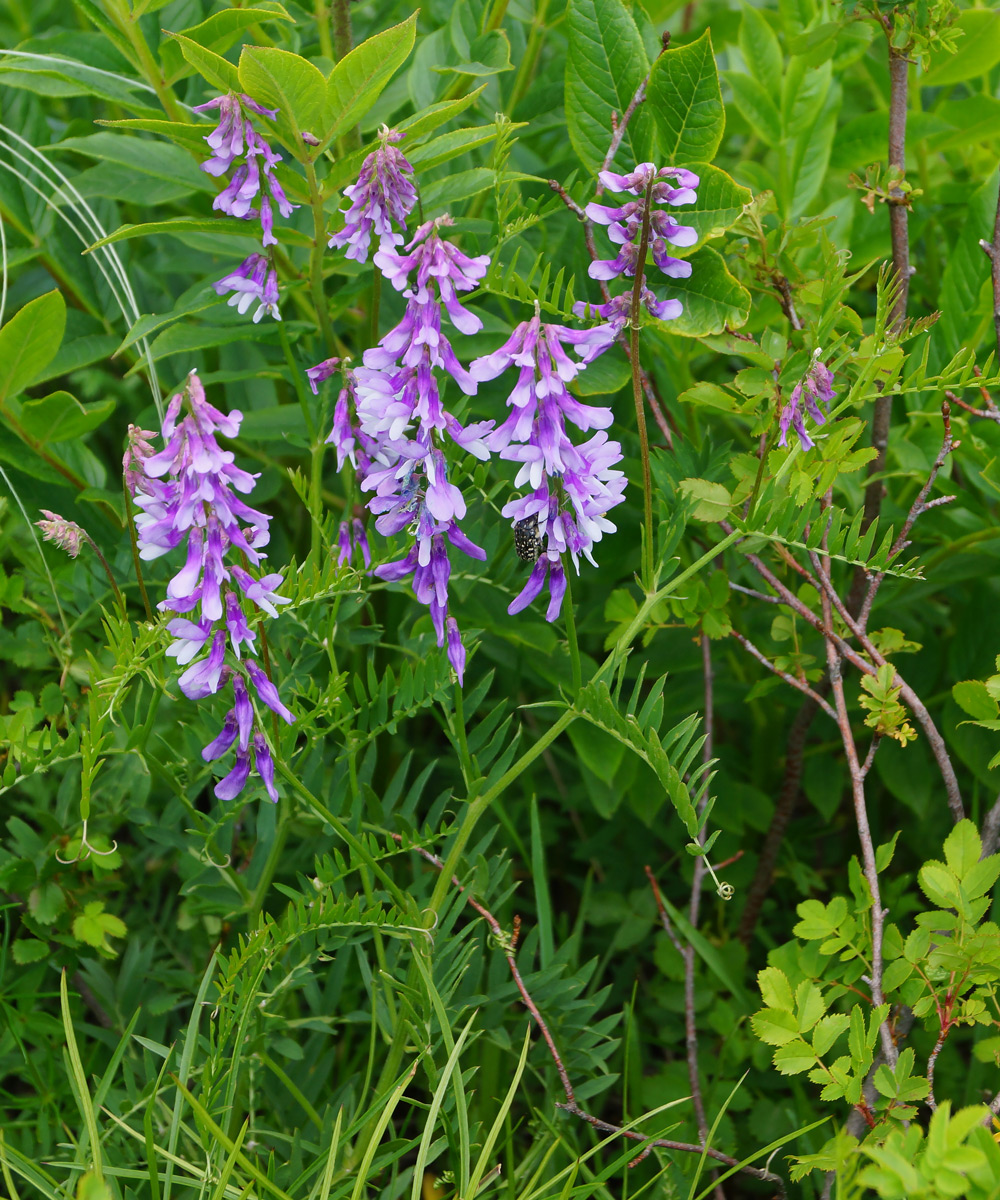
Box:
[304,161,336,353]
[331,0,353,60]
[122,480,153,623]
[82,533,126,619]
[276,760,412,910]
[118,13,183,121]
[246,809,290,926]
[563,569,582,696]
[314,0,333,60]
[371,270,381,346]
[450,683,476,789]
[507,0,549,114]
[427,707,577,916]
[630,176,656,592]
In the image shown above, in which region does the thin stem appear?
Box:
[118,12,184,121]
[507,0,551,113]
[630,176,656,591]
[331,0,352,60]
[450,683,476,790]
[81,533,126,618]
[314,0,333,59]
[562,570,582,696]
[122,481,153,623]
[371,270,381,345]
[427,708,577,916]
[304,161,336,353]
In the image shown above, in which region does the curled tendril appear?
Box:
[197,844,233,870]
[55,819,119,865]
[699,853,735,902]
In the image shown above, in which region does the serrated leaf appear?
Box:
[751,1007,800,1046]
[811,1013,850,1057]
[773,1038,816,1074]
[943,818,982,877]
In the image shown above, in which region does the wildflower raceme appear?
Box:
[194,92,295,321]
[129,372,295,802]
[470,310,626,621]
[325,134,491,682]
[778,354,837,451]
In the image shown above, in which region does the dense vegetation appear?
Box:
[2,0,1000,1196]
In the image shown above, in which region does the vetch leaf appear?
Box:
[739,6,783,96]
[647,30,725,165]
[724,71,782,146]
[565,0,651,177]
[167,33,241,93]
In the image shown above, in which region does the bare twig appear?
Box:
[819,541,897,1069]
[403,837,785,1193]
[857,400,956,631]
[977,165,1000,366]
[730,630,837,721]
[982,794,1000,859]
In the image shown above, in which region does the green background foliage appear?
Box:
[2,0,1000,1196]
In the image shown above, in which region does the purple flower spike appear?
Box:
[445,616,466,684]
[130,371,295,806]
[778,355,837,451]
[214,253,281,323]
[246,660,296,725]
[328,126,417,263]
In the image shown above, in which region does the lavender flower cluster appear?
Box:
[777,356,837,451]
[194,93,297,323]
[318,128,653,659]
[574,163,699,330]
[129,372,295,802]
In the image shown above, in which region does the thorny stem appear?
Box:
[414,842,784,1194]
[630,175,656,592]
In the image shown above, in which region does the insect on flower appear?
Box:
[513,514,542,563]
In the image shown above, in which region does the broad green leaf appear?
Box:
[18,392,115,444]
[95,117,208,154]
[740,6,783,96]
[647,30,725,166]
[922,10,1000,88]
[12,938,49,964]
[44,133,210,193]
[678,478,731,522]
[952,680,998,721]
[942,819,981,877]
[87,216,311,252]
[436,29,512,77]
[171,4,291,58]
[782,58,831,139]
[677,381,738,410]
[788,88,838,217]
[0,291,66,403]
[238,46,326,138]
[565,0,651,176]
[409,124,508,171]
[168,32,241,93]
[323,13,418,148]
[725,71,781,147]
[29,881,66,924]
[683,163,752,250]
[962,854,1000,901]
[657,245,750,337]
[795,980,826,1033]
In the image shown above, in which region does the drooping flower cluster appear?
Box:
[325,193,492,681]
[194,93,295,322]
[575,163,699,330]
[778,355,837,451]
[129,372,295,802]
[470,312,626,620]
[328,126,417,263]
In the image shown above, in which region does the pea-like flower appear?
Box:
[778,356,837,451]
[328,126,417,263]
[130,371,295,803]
